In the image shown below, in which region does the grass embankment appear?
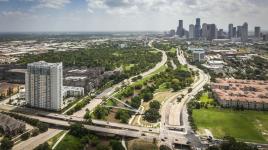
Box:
[127,139,158,150]
[132,65,167,86]
[193,108,268,143]
[199,92,214,103]
[47,131,66,148]
[55,134,82,150]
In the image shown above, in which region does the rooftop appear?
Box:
[211,78,268,103]
[28,61,62,67]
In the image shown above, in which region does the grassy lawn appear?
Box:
[177,64,188,71]
[133,65,167,86]
[127,139,158,150]
[47,131,66,148]
[170,47,177,54]
[156,82,170,92]
[193,108,268,143]
[199,92,214,103]
[55,134,83,150]
[124,64,135,71]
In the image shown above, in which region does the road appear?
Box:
[13,129,62,150]
[72,40,167,118]
[159,48,210,149]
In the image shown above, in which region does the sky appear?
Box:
[0,0,268,32]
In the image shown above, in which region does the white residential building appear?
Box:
[25,61,63,111]
[63,86,84,97]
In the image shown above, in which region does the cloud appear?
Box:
[85,0,266,17]
[1,11,31,17]
[37,0,71,9]
[0,0,268,32]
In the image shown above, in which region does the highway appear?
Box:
[12,129,62,150]
[0,110,160,140]
[72,40,167,118]
[159,48,210,149]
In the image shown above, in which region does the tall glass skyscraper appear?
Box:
[195,18,201,39]
[25,61,63,111]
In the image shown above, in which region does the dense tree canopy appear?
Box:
[18,43,162,78]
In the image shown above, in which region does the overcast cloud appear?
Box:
[0,0,267,32]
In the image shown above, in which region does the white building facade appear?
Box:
[25,61,63,111]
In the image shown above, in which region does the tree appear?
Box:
[81,136,90,145]
[130,96,141,109]
[188,88,193,93]
[149,100,161,110]
[110,140,125,150]
[21,132,30,141]
[32,128,40,136]
[94,106,109,119]
[0,137,14,150]
[96,144,109,150]
[34,142,51,150]
[84,112,93,124]
[69,123,88,137]
[206,136,258,150]
[90,135,100,147]
[134,83,143,90]
[142,92,153,102]
[144,108,161,123]
[36,122,48,133]
[115,110,130,123]
[171,79,181,91]
[159,145,172,150]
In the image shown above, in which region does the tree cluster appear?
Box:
[66,97,91,115]
[1,112,48,133]
[144,100,161,123]
[207,136,258,150]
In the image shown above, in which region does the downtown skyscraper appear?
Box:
[195,18,201,39]
[241,22,248,42]
[255,26,261,38]
[176,20,184,37]
[189,24,195,39]
[228,24,233,38]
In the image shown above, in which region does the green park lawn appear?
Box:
[199,92,214,103]
[193,108,268,143]
[170,47,177,54]
[156,82,170,92]
[55,134,83,150]
[132,65,167,86]
[124,64,135,71]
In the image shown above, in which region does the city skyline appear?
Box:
[0,0,268,32]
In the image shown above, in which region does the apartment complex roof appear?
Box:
[211,78,268,103]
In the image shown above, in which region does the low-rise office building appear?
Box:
[211,78,268,110]
[193,50,205,62]
[63,86,84,97]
